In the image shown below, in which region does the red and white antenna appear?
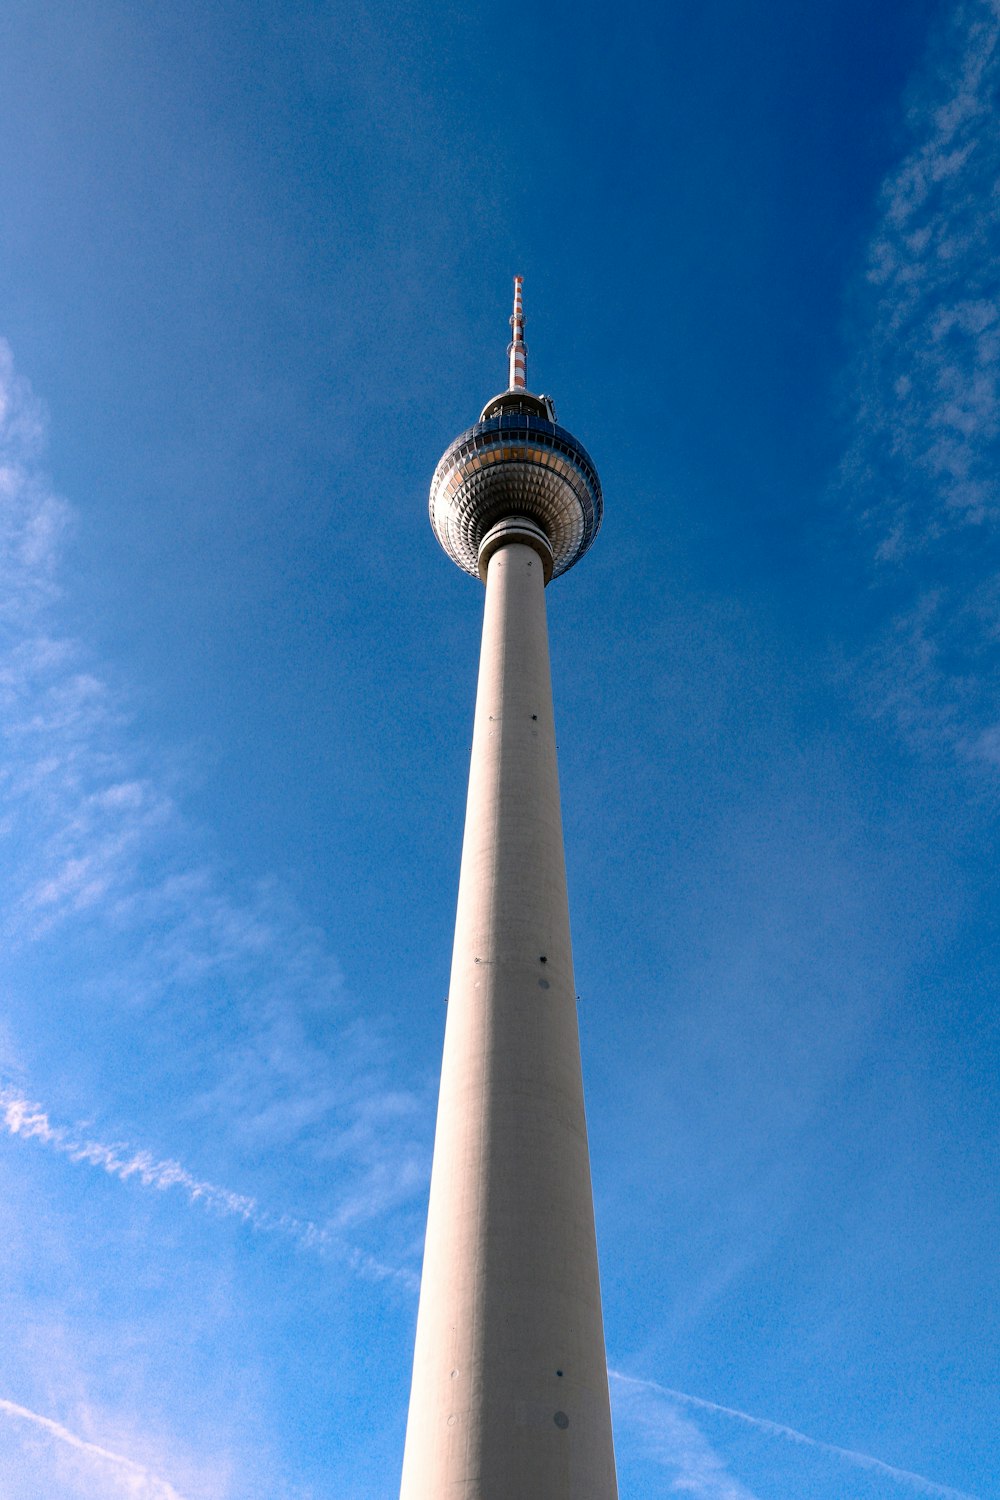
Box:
[508,275,527,389]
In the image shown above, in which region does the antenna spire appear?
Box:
[508,275,527,389]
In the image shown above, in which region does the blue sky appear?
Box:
[0,1,997,1496]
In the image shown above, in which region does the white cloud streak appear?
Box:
[0,1089,417,1291]
[0,1396,190,1500]
[0,336,429,1261]
[611,1372,979,1500]
[843,0,1000,764]
[610,1372,760,1500]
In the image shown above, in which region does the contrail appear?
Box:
[0,1397,190,1500]
[0,1088,416,1291]
[610,1372,978,1500]
[2,1090,263,1220]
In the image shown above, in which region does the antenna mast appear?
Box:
[508,275,527,389]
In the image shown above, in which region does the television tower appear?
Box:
[400,279,618,1499]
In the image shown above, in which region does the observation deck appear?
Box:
[429,389,603,584]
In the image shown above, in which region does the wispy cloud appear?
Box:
[0,1396,191,1500]
[0,333,428,1500]
[610,1371,761,1500]
[0,337,429,1258]
[0,1089,417,1291]
[0,341,69,622]
[611,1372,978,1500]
[842,0,1000,765]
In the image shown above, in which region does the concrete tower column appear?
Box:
[399,539,617,1500]
[402,277,616,1498]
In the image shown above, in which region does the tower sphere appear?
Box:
[429,288,602,583]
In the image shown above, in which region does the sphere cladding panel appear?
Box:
[429,415,603,579]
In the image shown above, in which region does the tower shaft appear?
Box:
[400,540,618,1500]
